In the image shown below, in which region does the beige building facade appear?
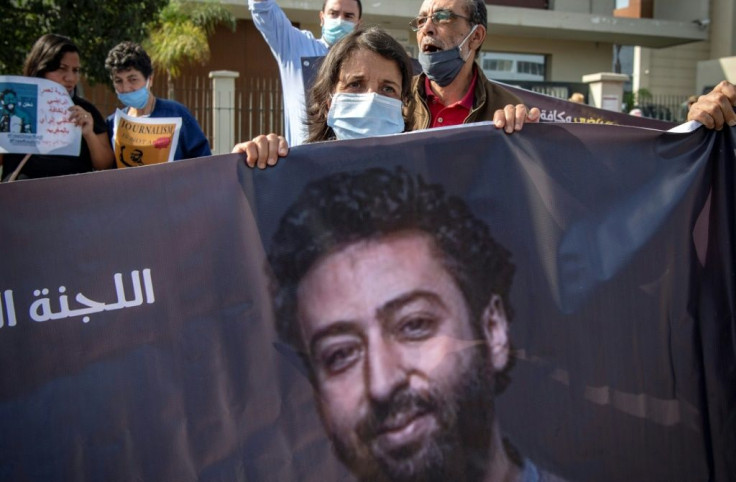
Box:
[634,0,736,95]
[220,0,719,91]
[84,0,735,145]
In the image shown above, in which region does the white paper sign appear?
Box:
[0,75,82,156]
[112,109,182,167]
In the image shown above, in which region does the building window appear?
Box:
[482,58,513,72]
[517,60,544,76]
[480,52,546,82]
[486,0,548,8]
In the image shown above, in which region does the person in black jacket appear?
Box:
[1,34,114,181]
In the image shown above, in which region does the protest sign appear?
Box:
[111,109,182,167]
[0,75,81,156]
[0,122,733,481]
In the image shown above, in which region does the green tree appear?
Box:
[0,0,168,85]
[145,0,236,99]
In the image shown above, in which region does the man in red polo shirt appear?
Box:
[408,0,540,132]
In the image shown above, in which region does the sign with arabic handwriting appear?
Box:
[0,75,82,156]
[0,123,733,482]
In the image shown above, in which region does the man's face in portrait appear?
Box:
[1,92,17,114]
[130,149,143,165]
[295,230,510,481]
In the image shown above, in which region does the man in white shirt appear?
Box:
[250,0,362,146]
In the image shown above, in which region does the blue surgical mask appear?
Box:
[418,25,477,87]
[117,81,150,110]
[327,92,405,140]
[322,17,356,46]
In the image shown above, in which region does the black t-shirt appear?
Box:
[2,96,108,180]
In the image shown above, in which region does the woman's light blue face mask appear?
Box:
[327,92,405,140]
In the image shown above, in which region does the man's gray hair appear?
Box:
[462,0,487,58]
[465,0,487,31]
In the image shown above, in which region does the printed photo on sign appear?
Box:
[0,83,35,134]
[0,75,81,156]
[112,108,182,167]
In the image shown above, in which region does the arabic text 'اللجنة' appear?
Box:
[0,268,155,328]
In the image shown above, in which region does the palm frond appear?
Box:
[145,21,209,78]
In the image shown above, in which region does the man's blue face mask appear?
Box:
[322,17,356,46]
[117,81,150,110]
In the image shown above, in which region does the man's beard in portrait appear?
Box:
[327,345,498,482]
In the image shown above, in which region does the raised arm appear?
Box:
[249,0,324,60]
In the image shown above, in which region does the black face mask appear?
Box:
[418,25,477,87]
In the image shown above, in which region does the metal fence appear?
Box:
[82,74,283,148]
[508,81,693,123]
[635,94,692,123]
[236,76,283,141]
[83,74,694,146]
[502,80,591,104]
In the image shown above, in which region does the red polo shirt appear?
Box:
[425,69,478,128]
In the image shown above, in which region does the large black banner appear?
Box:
[0,122,734,481]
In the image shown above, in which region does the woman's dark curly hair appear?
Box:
[104,41,153,79]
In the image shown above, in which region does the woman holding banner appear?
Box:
[0,34,114,181]
[232,26,413,169]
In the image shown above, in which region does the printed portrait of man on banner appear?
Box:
[267,166,565,481]
[248,122,734,482]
